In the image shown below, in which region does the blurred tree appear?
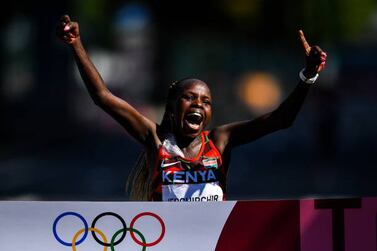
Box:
[297,0,375,42]
[74,0,111,46]
[217,0,262,32]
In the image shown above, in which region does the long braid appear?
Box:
[126,151,149,200]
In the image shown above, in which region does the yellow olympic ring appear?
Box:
[72,227,108,251]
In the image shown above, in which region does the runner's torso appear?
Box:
[152,131,227,201]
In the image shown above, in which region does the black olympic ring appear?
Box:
[91,212,127,247]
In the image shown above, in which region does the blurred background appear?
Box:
[1,0,376,201]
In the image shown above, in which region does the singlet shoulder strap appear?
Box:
[203,131,210,143]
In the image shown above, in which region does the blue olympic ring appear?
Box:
[53,212,89,246]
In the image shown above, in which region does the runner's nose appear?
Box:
[191,98,203,108]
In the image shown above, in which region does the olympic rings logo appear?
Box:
[53,211,165,250]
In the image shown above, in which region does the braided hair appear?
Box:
[126,77,198,200]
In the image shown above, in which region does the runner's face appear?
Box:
[174,81,212,138]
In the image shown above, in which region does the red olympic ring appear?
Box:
[130,212,165,247]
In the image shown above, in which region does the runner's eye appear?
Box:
[203,99,211,106]
[182,94,194,101]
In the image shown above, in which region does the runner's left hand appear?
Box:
[298,30,327,78]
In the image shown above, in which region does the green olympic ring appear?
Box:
[111,228,146,251]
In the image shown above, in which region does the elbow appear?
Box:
[92,90,109,107]
[272,110,295,129]
[93,96,103,106]
[279,114,297,129]
[92,96,103,107]
[280,119,294,129]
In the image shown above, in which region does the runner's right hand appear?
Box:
[56,15,80,45]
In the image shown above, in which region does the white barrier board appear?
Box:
[0,201,236,251]
[1,198,376,251]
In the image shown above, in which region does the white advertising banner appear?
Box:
[1,198,376,251]
[0,201,236,251]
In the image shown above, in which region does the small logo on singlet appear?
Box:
[202,157,218,169]
[160,160,181,169]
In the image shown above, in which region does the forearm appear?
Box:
[271,80,311,128]
[70,38,109,104]
[273,31,326,128]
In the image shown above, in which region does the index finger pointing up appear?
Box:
[298,30,310,56]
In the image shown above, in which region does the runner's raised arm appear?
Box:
[56,15,158,146]
[210,30,327,153]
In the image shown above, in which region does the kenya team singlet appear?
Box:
[152,131,226,201]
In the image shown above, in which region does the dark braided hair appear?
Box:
[126,77,198,200]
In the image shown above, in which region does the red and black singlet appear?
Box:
[152,131,227,201]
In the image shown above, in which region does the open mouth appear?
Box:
[184,112,204,131]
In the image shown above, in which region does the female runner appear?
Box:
[57,15,327,201]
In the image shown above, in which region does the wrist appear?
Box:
[69,37,81,47]
[70,38,83,52]
[302,67,317,78]
[299,68,319,84]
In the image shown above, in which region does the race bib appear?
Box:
[162,182,224,202]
